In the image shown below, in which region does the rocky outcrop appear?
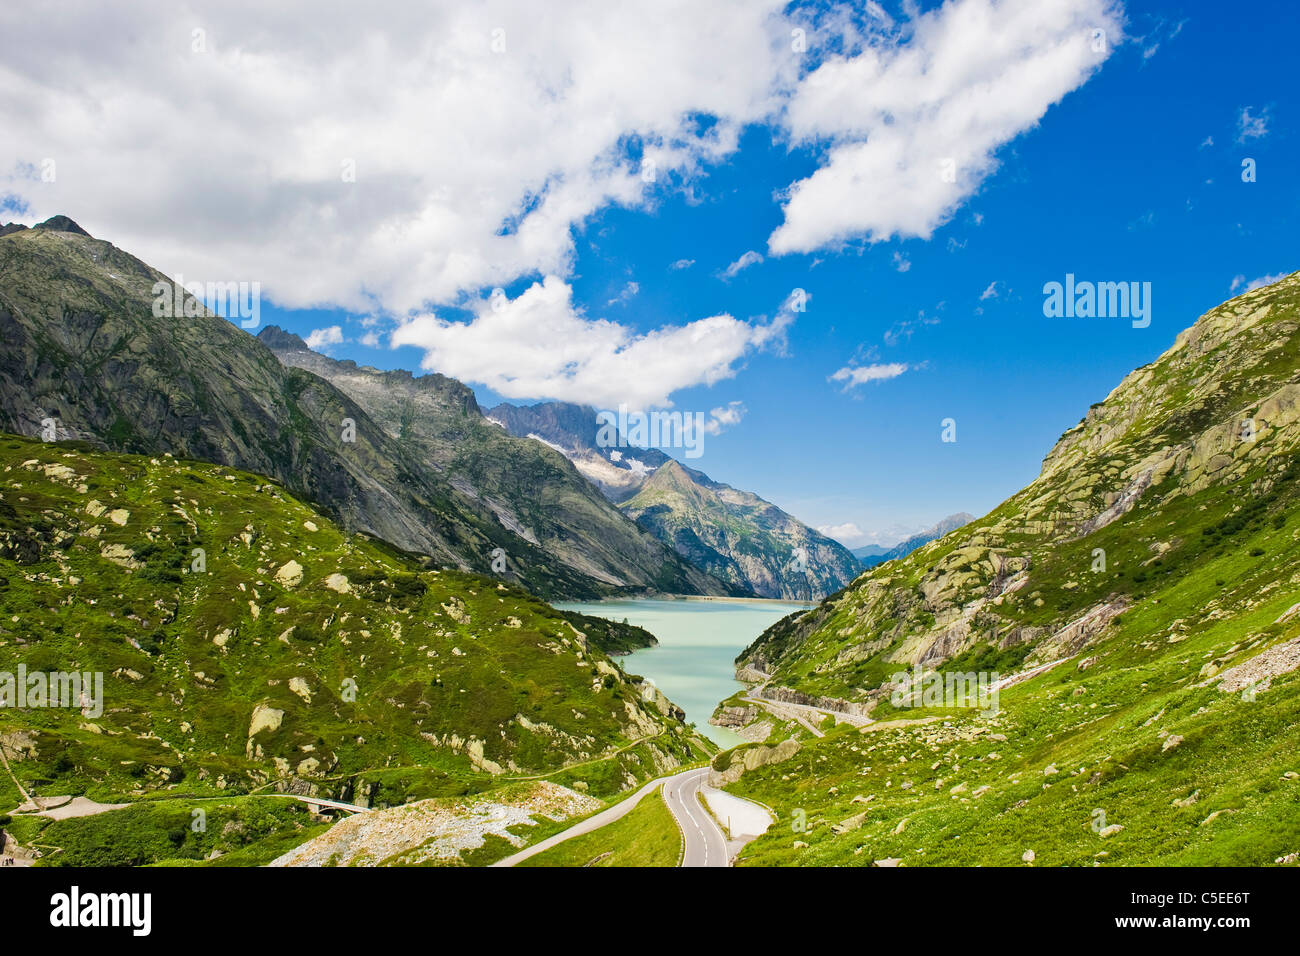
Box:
[751,684,872,718]
[711,704,760,729]
[1208,636,1300,694]
[271,781,601,867]
[708,737,801,787]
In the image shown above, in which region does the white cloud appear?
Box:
[979,280,1001,300]
[390,275,790,408]
[359,330,381,348]
[830,361,910,390]
[669,258,696,271]
[1237,106,1270,143]
[305,326,344,350]
[883,313,938,346]
[769,0,1122,254]
[817,522,867,548]
[892,251,911,272]
[719,249,764,279]
[1230,273,1286,294]
[816,520,923,549]
[1138,17,1184,62]
[606,280,639,306]
[0,0,792,314]
[704,401,747,435]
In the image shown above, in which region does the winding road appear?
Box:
[661,767,729,867]
[742,685,873,736]
[493,765,733,867]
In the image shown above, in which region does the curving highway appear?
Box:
[660,766,729,867]
[493,765,730,867]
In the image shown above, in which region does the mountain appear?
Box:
[720,273,1300,865]
[621,460,861,601]
[854,513,975,568]
[486,400,675,502]
[257,328,730,600]
[0,218,725,600]
[850,544,889,563]
[488,400,861,600]
[0,433,709,865]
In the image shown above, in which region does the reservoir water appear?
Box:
[556,597,809,747]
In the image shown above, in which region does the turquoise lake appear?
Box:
[556,597,809,747]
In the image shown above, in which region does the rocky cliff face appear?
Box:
[621,460,861,600]
[741,272,1300,700]
[0,220,724,599]
[259,331,731,600]
[489,400,861,600]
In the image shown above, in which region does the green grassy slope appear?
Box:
[0,434,714,863]
[725,273,1300,866]
[518,789,681,867]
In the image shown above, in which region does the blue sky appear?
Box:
[6,0,1297,547]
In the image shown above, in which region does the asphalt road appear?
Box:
[493,765,729,867]
[661,767,729,867]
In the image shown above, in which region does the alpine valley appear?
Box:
[1,216,1298,870]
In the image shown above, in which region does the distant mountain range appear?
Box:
[849,544,889,562]
[0,215,863,604]
[851,513,975,568]
[488,401,861,600]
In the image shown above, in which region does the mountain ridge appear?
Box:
[0,219,728,600]
[489,400,861,600]
[853,512,976,568]
[257,327,737,600]
[715,271,1300,867]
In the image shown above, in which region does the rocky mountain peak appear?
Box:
[256,325,310,351]
[33,214,91,237]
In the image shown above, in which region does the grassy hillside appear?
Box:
[0,434,713,864]
[518,789,681,867]
[723,273,1300,866]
